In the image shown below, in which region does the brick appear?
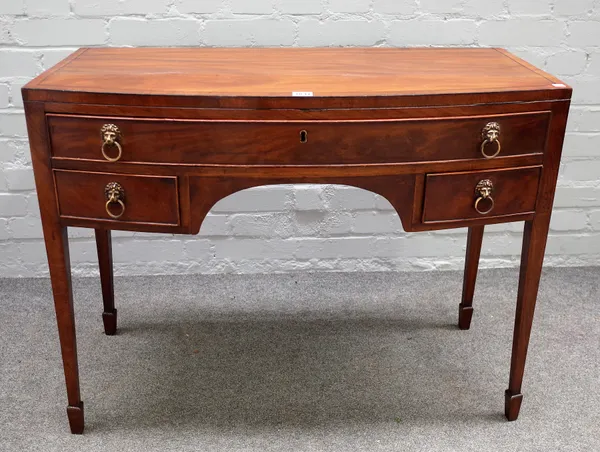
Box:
[198,213,229,236]
[18,241,50,264]
[482,234,524,255]
[298,20,385,47]
[0,219,9,240]
[569,108,600,132]
[482,222,522,233]
[279,0,322,14]
[406,234,469,257]
[293,185,325,211]
[562,160,600,181]
[295,237,393,259]
[589,210,600,230]
[72,0,120,16]
[564,76,600,104]
[0,50,39,77]
[229,213,294,237]
[374,194,395,211]
[0,193,28,217]
[25,0,70,16]
[479,20,564,46]
[324,186,377,210]
[586,52,600,77]
[0,85,9,108]
[0,172,9,191]
[509,48,547,69]
[0,114,28,138]
[507,0,551,15]
[65,240,96,262]
[546,234,600,255]
[294,211,353,236]
[329,0,370,13]
[26,193,39,217]
[203,19,294,46]
[550,210,588,231]
[352,211,402,234]
[41,49,77,70]
[554,0,594,16]
[0,18,15,44]
[554,186,600,207]
[8,216,42,239]
[184,238,212,258]
[230,0,273,14]
[13,19,106,46]
[211,186,292,213]
[463,0,505,17]
[113,239,186,263]
[373,0,417,14]
[545,51,587,76]
[9,79,28,108]
[110,18,199,46]
[5,167,35,191]
[176,0,222,14]
[0,141,20,164]
[74,0,169,16]
[68,227,94,239]
[568,21,600,47]
[389,20,476,46]
[0,0,24,14]
[214,238,297,259]
[562,133,600,157]
[116,0,170,15]
[419,0,463,14]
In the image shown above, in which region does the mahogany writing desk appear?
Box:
[22,48,571,434]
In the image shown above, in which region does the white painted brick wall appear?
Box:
[0,0,599,278]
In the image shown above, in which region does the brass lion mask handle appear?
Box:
[481,122,501,159]
[474,179,494,215]
[101,124,123,162]
[104,182,126,219]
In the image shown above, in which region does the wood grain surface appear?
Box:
[23,47,571,107]
[48,111,550,165]
[422,166,541,223]
[54,170,180,226]
[22,47,572,432]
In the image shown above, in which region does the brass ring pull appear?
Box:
[105,198,126,219]
[481,122,501,159]
[104,182,125,219]
[480,137,501,159]
[474,195,495,215]
[101,124,122,162]
[474,179,494,215]
[101,140,122,162]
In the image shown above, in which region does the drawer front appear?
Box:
[422,166,541,223]
[48,112,549,165]
[54,170,180,226]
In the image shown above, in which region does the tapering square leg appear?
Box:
[95,229,117,335]
[66,401,85,434]
[45,224,85,434]
[459,226,484,330]
[505,215,551,421]
[26,102,85,434]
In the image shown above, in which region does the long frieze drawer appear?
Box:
[54,170,180,226]
[422,166,541,223]
[47,112,550,165]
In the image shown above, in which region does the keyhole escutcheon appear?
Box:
[300,130,308,143]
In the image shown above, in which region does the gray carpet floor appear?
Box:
[0,267,598,451]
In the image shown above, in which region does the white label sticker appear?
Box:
[552,83,567,88]
[292,91,314,97]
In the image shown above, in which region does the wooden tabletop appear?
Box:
[23,47,571,108]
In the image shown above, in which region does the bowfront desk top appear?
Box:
[22,48,571,434]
